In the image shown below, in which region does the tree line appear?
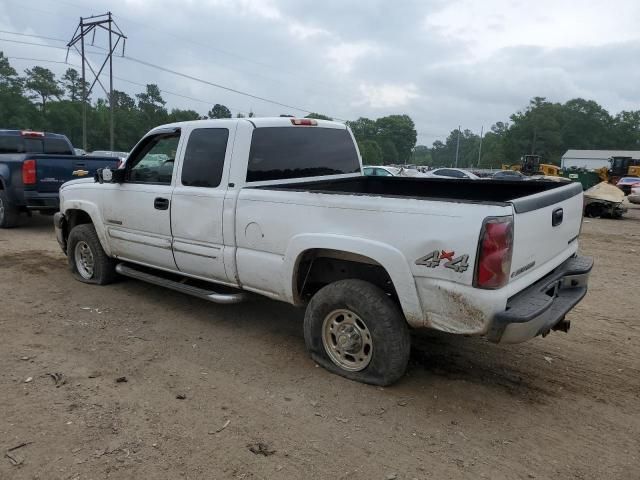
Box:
[0,52,259,151]
[419,97,640,169]
[2,53,638,166]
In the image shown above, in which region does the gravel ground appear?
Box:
[1,206,639,480]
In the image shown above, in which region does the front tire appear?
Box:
[304,279,411,386]
[0,190,20,228]
[67,224,117,285]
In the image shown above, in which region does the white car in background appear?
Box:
[363,166,400,177]
[426,168,479,180]
[629,184,640,204]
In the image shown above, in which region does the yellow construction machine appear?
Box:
[502,155,560,176]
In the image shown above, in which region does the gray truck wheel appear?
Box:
[304,279,411,386]
[67,224,117,285]
[0,190,20,228]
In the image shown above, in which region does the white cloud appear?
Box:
[325,42,379,74]
[288,22,329,40]
[425,0,640,58]
[356,83,420,109]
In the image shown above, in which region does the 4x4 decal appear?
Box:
[416,250,469,273]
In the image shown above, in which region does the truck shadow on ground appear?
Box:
[121,277,555,402]
[408,330,554,401]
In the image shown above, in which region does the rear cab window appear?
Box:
[44,138,73,155]
[0,134,72,154]
[246,127,360,182]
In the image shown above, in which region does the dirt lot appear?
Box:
[1,207,639,480]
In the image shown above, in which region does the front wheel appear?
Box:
[67,224,117,285]
[304,279,411,386]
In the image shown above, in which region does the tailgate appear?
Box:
[34,156,119,192]
[508,182,583,283]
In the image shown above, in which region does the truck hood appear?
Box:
[61,177,95,189]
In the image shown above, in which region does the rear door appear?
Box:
[171,125,234,282]
[508,183,584,282]
[100,130,181,270]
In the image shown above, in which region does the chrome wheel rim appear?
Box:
[74,241,95,279]
[321,309,373,372]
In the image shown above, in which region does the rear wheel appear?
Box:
[67,224,117,285]
[304,279,411,386]
[0,190,20,228]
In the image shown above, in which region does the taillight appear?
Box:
[291,118,317,126]
[22,159,37,185]
[475,216,514,289]
[20,130,45,137]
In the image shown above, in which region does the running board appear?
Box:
[115,263,248,305]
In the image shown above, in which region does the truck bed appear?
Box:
[254,176,580,209]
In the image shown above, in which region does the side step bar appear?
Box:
[115,263,248,305]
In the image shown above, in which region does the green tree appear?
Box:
[208,103,232,119]
[0,52,37,128]
[380,139,399,164]
[358,139,382,165]
[411,145,432,165]
[60,68,89,102]
[305,112,333,121]
[168,108,202,122]
[136,84,168,131]
[24,66,63,114]
[347,117,377,141]
[612,110,640,149]
[375,115,417,162]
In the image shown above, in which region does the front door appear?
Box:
[101,130,181,270]
[171,126,232,282]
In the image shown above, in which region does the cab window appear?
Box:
[127,133,180,184]
[181,128,229,188]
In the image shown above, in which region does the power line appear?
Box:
[115,54,345,119]
[0,29,67,43]
[0,36,345,119]
[0,37,103,55]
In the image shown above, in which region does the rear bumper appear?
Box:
[488,255,593,344]
[53,212,67,254]
[24,191,59,211]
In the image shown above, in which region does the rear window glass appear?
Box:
[44,138,73,154]
[181,128,229,188]
[247,127,360,182]
[0,135,71,154]
[0,136,23,154]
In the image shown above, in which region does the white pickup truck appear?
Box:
[54,117,592,385]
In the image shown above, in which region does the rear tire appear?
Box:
[0,190,20,228]
[67,224,117,285]
[304,279,411,386]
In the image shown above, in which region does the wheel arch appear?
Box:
[284,234,424,327]
[61,200,112,256]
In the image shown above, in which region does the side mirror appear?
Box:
[95,167,126,184]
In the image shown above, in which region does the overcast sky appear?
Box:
[1,0,639,145]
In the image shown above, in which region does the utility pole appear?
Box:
[454,125,461,168]
[67,13,126,151]
[477,125,484,167]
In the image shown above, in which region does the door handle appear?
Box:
[154,197,170,210]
